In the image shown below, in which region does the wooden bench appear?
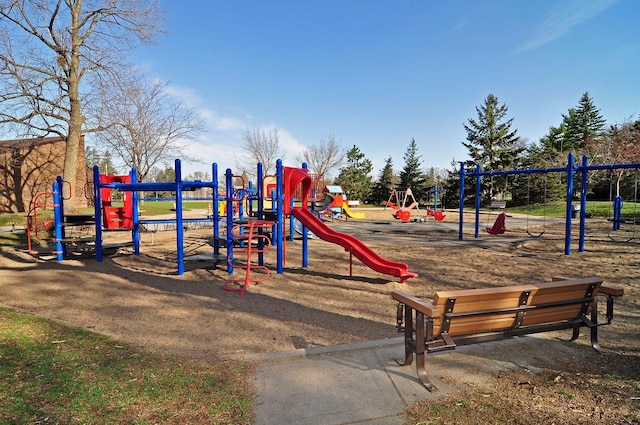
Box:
[391,276,624,391]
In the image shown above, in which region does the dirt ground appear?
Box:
[1,207,638,417]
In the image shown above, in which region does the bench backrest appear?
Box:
[429,277,603,337]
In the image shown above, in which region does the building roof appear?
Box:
[0,136,67,151]
[324,185,343,194]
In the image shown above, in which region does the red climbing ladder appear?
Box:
[223,220,274,296]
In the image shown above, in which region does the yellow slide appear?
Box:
[342,202,365,218]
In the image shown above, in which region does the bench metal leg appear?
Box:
[556,326,581,343]
[411,310,437,391]
[396,303,414,366]
[590,298,602,353]
[395,306,438,391]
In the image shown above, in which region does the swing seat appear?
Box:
[486,213,506,235]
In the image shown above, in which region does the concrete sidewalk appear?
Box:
[247,335,560,425]
[249,338,436,425]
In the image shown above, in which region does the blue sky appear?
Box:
[135,0,639,178]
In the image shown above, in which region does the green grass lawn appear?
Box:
[0,307,252,424]
[499,200,639,219]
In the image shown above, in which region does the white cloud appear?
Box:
[259,124,307,167]
[199,109,245,131]
[519,0,618,51]
[157,84,310,176]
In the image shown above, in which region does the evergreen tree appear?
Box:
[522,92,606,204]
[463,94,523,203]
[335,145,373,202]
[151,165,176,182]
[85,146,117,175]
[565,92,606,152]
[368,156,395,205]
[398,138,428,200]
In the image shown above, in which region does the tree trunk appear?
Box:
[62,2,84,214]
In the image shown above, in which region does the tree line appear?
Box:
[237,92,640,209]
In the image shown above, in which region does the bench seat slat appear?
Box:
[446,315,520,335]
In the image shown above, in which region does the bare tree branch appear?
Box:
[297,134,346,178]
[237,128,284,176]
[0,0,164,210]
[95,76,205,182]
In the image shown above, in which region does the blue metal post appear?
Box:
[564,153,575,255]
[53,178,64,261]
[213,163,220,258]
[613,196,622,231]
[458,162,465,240]
[579,155,588,252]
[474,165,482,238]
[301,162,309,268]
[93,165,103,262]
[175,159,185,274]
[288,196,294,241]
[255,163,265,266]
[276,159,284,274]
[226,168,234,274]
[131,168,140,255]
[257,163,264,219]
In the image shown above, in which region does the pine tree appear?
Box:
[335,145,373,202]
[398,139,428,200]
[463,94,523,203]
[368,156,395,205]
[565,92,606,151]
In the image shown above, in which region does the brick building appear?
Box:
[0,136,88,213]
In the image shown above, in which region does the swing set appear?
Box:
[525,174,548,238]
[459,152,640,255]
[483,174,549,237]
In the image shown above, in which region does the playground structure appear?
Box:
[385,188,423,222]
[32,158,415,291]
[280,161,417,283]
[26,177,97,257]
[318,185,365,219]
[459,152,640,254]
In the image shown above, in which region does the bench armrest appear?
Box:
[392,290,441,318]
[600,285,624,297]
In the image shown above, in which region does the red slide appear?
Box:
[291,207,417,283]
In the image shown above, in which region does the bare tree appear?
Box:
[96,76,204,182]
[297,135,346,178]
[237,128,283,176]
[0,0,163,211]
[588,117,640,197]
